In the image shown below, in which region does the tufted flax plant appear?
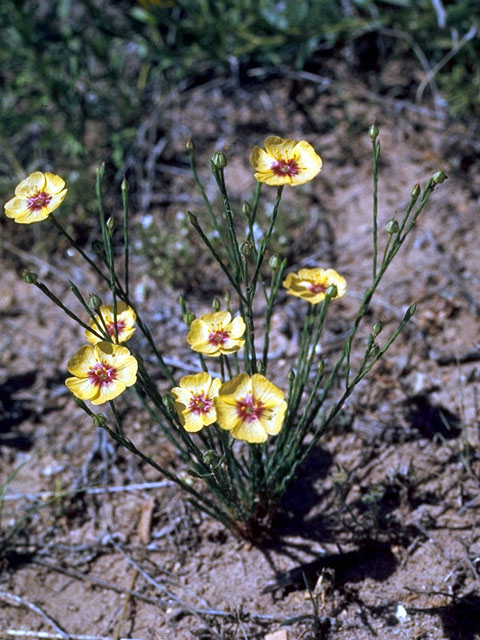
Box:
[3,128,447,542]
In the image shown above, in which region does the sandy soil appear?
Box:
[1,61,480,640]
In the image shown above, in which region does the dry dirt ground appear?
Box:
[1,62,480,639]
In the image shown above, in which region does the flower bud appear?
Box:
[410,183,421,201]
[405,302,417,319]
[326,284,338,298]
[432,169,447,185]
[93,414,107,428]
[212,297,221,311]
[106,216,115,235]
[385,218,399,234]
[256,360,265,374]
[88,293,103,311]
[369,341,380,358]
[184,311,196,326]
[121,176,129,195]
[372,321,383,336]
[212,151,227,169]
[241,241,253,257]
[203,450,218,466]
[269,254,280,270]
[287,369,296,382]
[186,137,195,152]
[23,269,38,284]
[368,124,379,139]
[163,394,175,412]
[242,201,251,218]
[178,295,187,315]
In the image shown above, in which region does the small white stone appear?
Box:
[395,603,408,622]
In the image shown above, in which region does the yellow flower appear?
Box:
[283,267,347,304]
[187,311,246,357]
[171,372,222,433]
[65,342,138,405]
[249,136,322,186]
[215,373,287,443]
[4,171,68,224]
[85,302,137,345]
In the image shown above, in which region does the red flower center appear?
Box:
[88,361,117,387]
[188,392,213,415]
[208,329,229,345]
[107,319,126,338]
[236,394,264,423]
[272,158,300,177]
[308,282,326,294]
[27,191,52,212]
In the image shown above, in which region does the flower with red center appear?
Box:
[85,302,137,345]
[65,341,138,405]
[187,311,246,357]
[171,372,222,432]
[283,267,347,304]
[215,373,287,443]
[249,136,322,186]
[4,171,68,224]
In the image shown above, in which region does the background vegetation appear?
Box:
[1,0,478,223]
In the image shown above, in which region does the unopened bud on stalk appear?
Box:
[203,450,218,466]
[184,311,196,326]
[163,395,175,412]
[332,467,348,486]
[121,176,129,195]
[369,341,380,358]
[326,284,338,298]
[410,183,421,201]
[241,241,253,257]
[256,360,265,374]
[178,295,187,315]
[187,211,197,226]
[269,254,280,270]
[385,218,399,234]
[186,137,195,152]
[106,216,115,235]
[242,201,251,218]
[405,302,417,319]
[372,321,383,336]
[212,151,227,169]
[23,269,38,284]
[224,290,231,306]
[432,169,447,185]
[93,414,107,428]
[88,293,103,311]
[212,297,221,311]
[287,369,295,382]
[369,124,379,139]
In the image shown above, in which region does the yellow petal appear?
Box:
[215,400,243,432]
[249,146,275,172]
[264,136,298,160]
[44,172,66,195]
[90,380,127,405]
[183,411,206,432]
[218,373,251,398]
[261,402,287,435]
[67,345,97,377]
[200,311,231,326]
[229,316,246,339]
[14,172,46,197]
[251,374,285,406]
[187,319,209,348]
[231,419,268,443]
[179,372,213,395]
[65,376,98,400]
[4,196,30,219]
